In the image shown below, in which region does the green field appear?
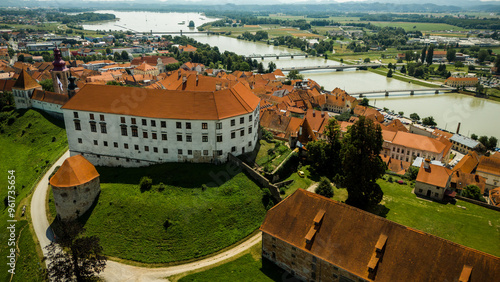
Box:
[281,165,315,197]
[175,244,287,282]
[0,109,68,281]
[50,163,268,264]
[332,175,500,257]
[363,21,466,32]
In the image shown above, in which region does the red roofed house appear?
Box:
[49,155,100,221]
[488,187,500,207]
[130,56,179,73]
[445,76,479,87]
[415,159,453,201]
[260,189,500,282]
[476,155,500,190]
[384,131,452,163]
[12,69,43,109]
[132,62,159,76]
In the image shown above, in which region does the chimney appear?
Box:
[456,122,461,134]
[299,125,302,135]
[196,75,199,86]
[424,158,431,170]
[312,110,315,117]
[321,111,325,118]
[215,82,221,91]
[177,70,181,79]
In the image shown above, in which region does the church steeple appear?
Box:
[51,46,69,94]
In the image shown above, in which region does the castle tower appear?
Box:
[51,47,69,94]
[49,155,101,221]
[12,69,42,109]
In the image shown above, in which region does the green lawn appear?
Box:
[176,244,288,282]
[333,175,500,257]
[281,165,314,197]
[50,163,268,264]
[364,21,465,32]
[0,109,68,281]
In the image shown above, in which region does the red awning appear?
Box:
[445,190,457,197]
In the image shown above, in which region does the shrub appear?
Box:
[388,176,393,183]
[139,176,153,192]
[158,182,165,192]
[201,184,208,191]
[315,177,334,198]
[279,187,286,195]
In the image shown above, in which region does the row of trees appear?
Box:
[471,134,498,151]
[306,116,386,210]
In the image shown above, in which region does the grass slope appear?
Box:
[50,163,268,264]
[0,109,67,281]
[333,176,500,257]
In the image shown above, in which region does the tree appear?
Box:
[387,62,393,69]
[487,136,498,150]
[478,49,489,63]
[114,52,121,61]
[17,54,24,62]
[341,116,385,210]
[478,135,489,147]
[422,116,437,126]
[315,177,334,198]
[188,20,195,28]
[425,45,434,65]
[410,113,420,121]
[364,57,370,63]
[121,50,129,61]
[471,134,478,140]
[462,185,482,201]
[421,46,427,63]
[387,68,393,77]
[404,166,419,181]
[454,61,464,69]
[45,222,106,281]
[140,176,153,192]
[359,97,369,106]
[105,47,111,55]
[398,111,404,116]
[268,61,276,73]
[476,83,484,95]
[40,79,54,92]
[446,48,456,62]
[400,65,406,74]
[306,119,342,178]
[287,70,303,80]
[257,62,264,74]
[404,51,413,62]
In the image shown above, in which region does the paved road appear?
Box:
[30,150,262,281]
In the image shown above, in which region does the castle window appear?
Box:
[93,140,98,145]
[100,115,105,121]
[90,123,97,133]
[177,135,182,142]
[248,126,252,134]
[217,135,223,142]
[186,135,192,142]
[176,122,182,129]
[216,122,222,129]
[248,141,252,147]
[154,147,158,153]
[188,150,192,155]
[240,129,244,136]
[178,149,183,155]
[78,138,82,144]
[202,123,208,129]
[114,142,118,148]
[152,133,157,140]
[134,145,139,150]
[121,117,126,123]
[163,148,168,154]
[249,115,252,122]
[202,135,208,142]
[143,132,148,139]
[124,143,129,149]
[162,133,167,141]
[216,150,223,156]
[203,150,208,156]
[121,125,128,136]
[186,122,191,129]
[89,113,95,120]
[151,120,156,127]
[103,141,108,147]
[73,112,79,118]
[231,132,236,139]
[161,121,166,128]
[101,124,107,134]
[74,121,81,131]
[240,117,244,124]
[231,146,236,152]
[132,127,138,137]
[231,119,235,126]
[131,118,136,125]
[142,119,147,126]
[145,146,149,152]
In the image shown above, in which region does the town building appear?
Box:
[61,83,260,167]
[476,155,500,190]
[130,55,179,73]
[260,189,500,282]
[445,76,479,88]
[132,62,159,76]
[383,131,452,163]
[488,187,500,207]
[12,70,43,109]
[450,134,482,154]
[415,160,453,201]
[49,155,100,221]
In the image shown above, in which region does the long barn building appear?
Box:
[61,83,260,167]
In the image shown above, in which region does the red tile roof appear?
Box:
[61,83,259,120]
[260,189,500,281]
[477,156,500,176]
[49,155,99,187]
[392,131,448,154]
[13,70,41,90]
[416,162,452,188]
[31,89,69,105]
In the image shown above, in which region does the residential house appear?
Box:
[415,160,453,201]
[132,62,159,76]
[130,56,179,73]
[260,189,500,282]
[445,76,479,87]
[450,134,483,154]
[181,62,205,74]
[488,187,500,207]
[476,155,500,190]
[384,131,452,163]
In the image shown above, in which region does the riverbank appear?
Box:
[368,67,446,88]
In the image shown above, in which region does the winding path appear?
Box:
[31,150,262,281]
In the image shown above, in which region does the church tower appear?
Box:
[51,47,69,94]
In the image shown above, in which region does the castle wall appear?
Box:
[52,177,100,221]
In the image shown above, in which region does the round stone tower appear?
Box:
[49,155,100,222]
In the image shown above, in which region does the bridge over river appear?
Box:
[348,87,457,97]
[281,63,383,72]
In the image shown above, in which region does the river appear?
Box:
[83,11,500,140]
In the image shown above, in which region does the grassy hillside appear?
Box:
[0,109,67,281]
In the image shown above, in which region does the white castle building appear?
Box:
[61,83,260,167]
